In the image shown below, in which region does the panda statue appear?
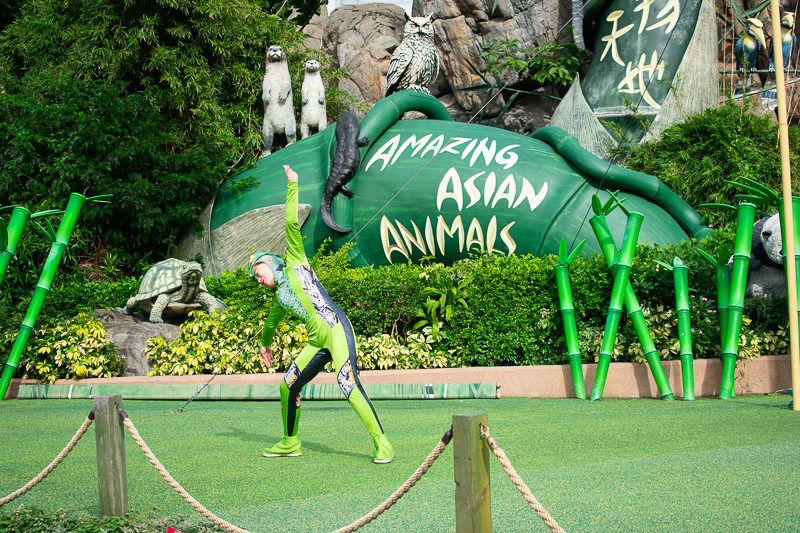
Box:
[745,212,786,297]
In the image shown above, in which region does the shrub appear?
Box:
[146,309,462,376]
[146,308,302,375]
[1,313,121,382]
[610,101,800,229]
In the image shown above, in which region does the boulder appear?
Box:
[413,0,571,114]
[323,4,408,102]
[94,308,179,377]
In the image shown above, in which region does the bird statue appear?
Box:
[735,17,767,93]
[384,13,439,97]
[769,12,796,71]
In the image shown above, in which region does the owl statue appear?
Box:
[384,13,439,97]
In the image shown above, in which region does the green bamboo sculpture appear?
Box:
[589,198,673,401]
[778,197,800,326]
[555,237,587,399]
[589,194,645,401]
[655,257,695,400]
[0,206,63,290]
[696,246,731,349]
[0,193,110,400]
[720,203,757,399]
[730,176,800,346]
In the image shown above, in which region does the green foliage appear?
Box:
[1,231,792,377]
[610,100,800,229]
[412,264,472,340]
[146,307,292,375]
[325,262,427,338]
[0,76,226,276]
[0,505,228,533]
[0,0,355,281]
[481,38,585,87]
[202,266,274,315]
[1,313,121,383]
[255,0,321,27]
[356,332,462,370]
[146,308,462,376]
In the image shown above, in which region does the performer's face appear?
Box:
[253,262,276,287]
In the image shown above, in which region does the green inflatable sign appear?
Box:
[208,92,709,269]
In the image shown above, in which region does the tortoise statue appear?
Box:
[124,258,224,323]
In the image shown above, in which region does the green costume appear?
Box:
[250,181,393,463]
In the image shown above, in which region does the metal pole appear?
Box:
[769,0,800,411]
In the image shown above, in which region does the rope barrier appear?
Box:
[331,428,452,533]
[117,406,251,533]
[119,403,452,533]
[0,410,95,507]
[480,424,565,533]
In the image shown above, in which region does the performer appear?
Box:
[249,164,393,463]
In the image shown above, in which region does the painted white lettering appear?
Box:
[500,221,517,255]
[470,138,496,167]
[492,174,517,208]
[513,179,548,211]
[421,134,444,159]
[483,172,497,207]
[486,216,502,254]
[436,215,464,255]
[495,144,520,170]
[365,134,401,172]
[441,137,470,156]
[437,168,463,211]
[424,216,435,256]
[395,219,427,255]
[466,217,485,253]
[461,138,478,160]
[464,171,484,209]
[380,215,409,262]
[391,134,433,166]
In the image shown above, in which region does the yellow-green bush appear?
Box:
[0,313,121,383]
[145,307,463,377]
[146,309,307,375]
[579,305,789,365]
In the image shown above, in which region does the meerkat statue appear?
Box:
[261,45,296,158]
[300,60,327,139]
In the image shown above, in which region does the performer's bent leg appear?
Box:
[280,344,331,437]
[330,319,393,462]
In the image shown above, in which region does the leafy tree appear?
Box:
[0,0,336,279]
[0,0,23,31]
[256,0,322,27]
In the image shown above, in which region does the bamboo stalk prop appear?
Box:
[728,172,800,407]
[589,197,673,400]
[0,207,63,290]
[769,0,800,411]
[696,246,731,349]
[589,194,644,401]
[778,197,800,339]
[655,257,695,400]
[0,193,111,400]
[716,202,757,399]
[555,237,587,399]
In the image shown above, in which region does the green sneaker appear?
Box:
[373,434,394,464]
[262,436,302,457]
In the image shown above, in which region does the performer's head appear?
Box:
[248,252,284,287]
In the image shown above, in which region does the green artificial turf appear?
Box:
[1,395,799,532]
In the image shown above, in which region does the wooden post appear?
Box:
[94,395,128,516]
[453,413,491,533]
